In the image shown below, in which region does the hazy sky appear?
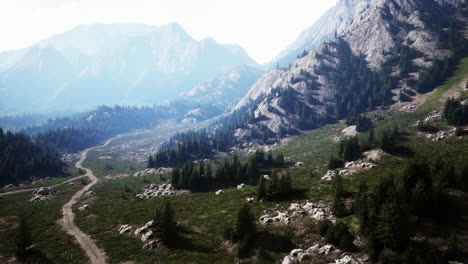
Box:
[0,0,337,63]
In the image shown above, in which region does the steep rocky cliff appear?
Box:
[235,0,467,139]
[270,0,372,68]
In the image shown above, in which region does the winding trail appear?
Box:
[0,175,88,197]
[61,136,119,264]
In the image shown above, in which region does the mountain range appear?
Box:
[0,23,257,114]
[270,0,372,68]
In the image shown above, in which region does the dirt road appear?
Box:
[0,175,88,197]
[61,136,119,264]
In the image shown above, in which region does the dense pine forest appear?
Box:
[0,128,64,185]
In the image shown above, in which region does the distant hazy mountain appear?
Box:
[181,65,263,112]
[269,0,372,68]
[0,23,258,114]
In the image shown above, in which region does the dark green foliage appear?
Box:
[225,204,257,257]
[347,115,372,132]
[257,177,267,200]
[355,153,467,260]
[339,136,362,161]
[154,200,178,245]
[260,172,292,200]
[15,217,32,259]
[328,155,344,170]
[417,123,439,133]
[233,204,256,241]
[378,127,399,153]
[169,150,284,192]
[324,220,355,252]
[318,220,331,237]
[443,98,468,126]
[378,249,403,264]
[35,127,101,153]
[332,174,346,218]
[0,129,64,185]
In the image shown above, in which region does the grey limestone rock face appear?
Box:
[235,0,465,138]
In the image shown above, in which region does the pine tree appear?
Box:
[16,217,32,258]
[257,177,266,200]
[158,200,178,245]
[332,175,346,218]
[375,185,409,250]
[234,204,256,240]
[171,169,180,187]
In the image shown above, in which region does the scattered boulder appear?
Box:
[79,204,90,211]
[416,110,442,125]
[134,220,155,235]
[282,255,295,264]
[143,240,156,250]
[4,184,14,188]
[345,160,376,169]
[133,168,167,177]
[141,231,153,242]
[30,187,56,201]
[237,183,248,190]
[118,224,132,234]
[263,175,271,180]
[322,170,335,181]
[246,197,255,203]
[261,201,333,225]
[339,170,351,176]
[282,244,335,264]
[426,129,457,142]
[402,104,417,111]
[259,211,292,225]
[215,190,224,195]
[342,126,358,137]
[333,254,360,264]
[79,191,96,201]
[135,184,189,199]
[295,161,304,167]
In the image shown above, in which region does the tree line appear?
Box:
[170,151,285,192]
[0,128,64,186]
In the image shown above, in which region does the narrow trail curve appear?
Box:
[61,136,120,264]
[0,175,87,197]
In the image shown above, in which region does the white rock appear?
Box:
[143,240,156,250]
[118,224,132,234]
[141,231,153,242]
[215,190,224,195]
[282,256,295,264]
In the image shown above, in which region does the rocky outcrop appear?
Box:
[135,183,189,199]
[281,244,335,264]
[234,68,285,110]
[234,0,465,139]
[260,201,334,225]
[133,168,167,177]
[271,0,373,68]
[182,65,264,111]
[30,187,57,201]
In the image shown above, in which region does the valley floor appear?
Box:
[1,59,468,264]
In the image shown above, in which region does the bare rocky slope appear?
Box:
[270,0,373,68]
[234,0,467,139]
[181,65,263,112]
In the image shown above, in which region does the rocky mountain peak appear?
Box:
[234,0,467,139]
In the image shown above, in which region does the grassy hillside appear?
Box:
[0,57,466,263]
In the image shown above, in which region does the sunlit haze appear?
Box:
[0,0,337,63]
